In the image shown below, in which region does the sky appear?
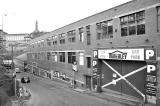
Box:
[0,0,131,34]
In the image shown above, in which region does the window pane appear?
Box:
[120,16,128,24]
[97,33,101,40]
[68,52,76,64]
[136,11,145,21]
[128,14,135,23]
[137,24,145,35]
[86,57,91,68]
[59,52,65,62]
[101,21,107,39]
[121,27,128,36]
[86,25,91,45]
[47,52,51,60]
[96,23,101,30]
[79,28,84,42]
[52,52,57,62]
[108,26,113,35]
[87,34,91,45]
[129,26,136,35]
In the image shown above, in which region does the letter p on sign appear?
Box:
[145,49,156,60]
[147,65,156,73]
[93,50,98,58]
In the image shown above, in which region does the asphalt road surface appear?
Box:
[16,72,126,106]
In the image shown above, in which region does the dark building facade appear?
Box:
[26,0,160,105]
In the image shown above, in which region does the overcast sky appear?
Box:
[0,0,131,34]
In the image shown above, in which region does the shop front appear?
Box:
[93,48,157,104]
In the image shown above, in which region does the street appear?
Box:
[16,72,126,106]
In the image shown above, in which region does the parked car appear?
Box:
[21,76,30,83]
[15,67,20,73]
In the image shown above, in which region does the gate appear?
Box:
[101,60,146,99]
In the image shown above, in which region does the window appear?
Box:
[136,11,145,21]
[128,13,136,23]
[157,7,160,32]
[97,32,101,40]
[86,57,91,68]
[86,25,91,45]
[40,52,45,60]
[52,52,57,62]
[68,52,76,64]
[68,37,75,42]
[120,16,128,25]
[60,39,65,44]
[52,35,58,45]
[120,10,145,36]
[59,52,65,62]
[41,40,45,46]
[107,20,113,36]
[47,37,52,46]
[96,20,113,40]
[59,33,66,44]
[67,30,76,36]
[137,24,145,35]
[102,21,107,39]
[47,52,51,60]
[53,40,57,45]
[121,27,128,36]
[67,30,76,43]
[129,26,136,35]
[79,27,84,42]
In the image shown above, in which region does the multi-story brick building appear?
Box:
[26,0,160,105]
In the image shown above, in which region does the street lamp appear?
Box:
[1,13,7,31]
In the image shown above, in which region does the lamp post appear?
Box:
[10,43,16,97]
[1,13,7,31]
[72,61,77,88]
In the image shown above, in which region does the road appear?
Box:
[16,72,126,106]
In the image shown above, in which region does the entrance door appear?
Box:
[101,60,146,99]
[86,76,91,90]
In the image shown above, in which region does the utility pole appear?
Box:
[11,44,16,97]
[72,61,77,88]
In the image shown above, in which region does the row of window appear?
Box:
[120,11,145,36]
[28,52,91,68]
[30,25,91,48]
[30,7,160,48]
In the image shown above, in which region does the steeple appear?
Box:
[34,20,39,32]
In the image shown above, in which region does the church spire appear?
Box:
[34,20,39,32]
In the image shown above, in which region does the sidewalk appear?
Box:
[72,88,140,106]
[73,88,157,106]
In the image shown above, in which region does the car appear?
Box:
[15,67,20,73]
[21,76,30,83]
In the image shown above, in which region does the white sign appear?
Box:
[3,60,12,64]
[79,53,84,65]
[98,49,144,61]
[72,65,77,72]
